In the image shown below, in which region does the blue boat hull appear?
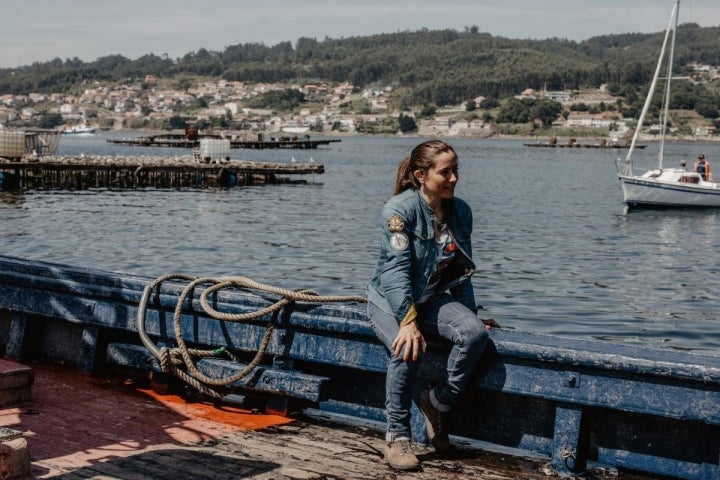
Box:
[0,255,718,479]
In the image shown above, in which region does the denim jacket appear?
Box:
[367,188,476,325]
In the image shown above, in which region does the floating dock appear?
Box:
[524,138,645,149]
[524,142,645,149]
[0,155,323,190]
[108,133,341,150]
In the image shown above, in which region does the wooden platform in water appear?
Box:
[107,134,341,150]
[523,142,645,149]
[0,362,644,480]
[0,155,323,190]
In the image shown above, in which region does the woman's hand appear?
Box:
[481,318,501,330]
[392,321,427,362]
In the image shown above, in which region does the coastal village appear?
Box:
[1,59,719,139]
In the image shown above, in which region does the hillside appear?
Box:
[1,24,719,106]
[0,25,719,138]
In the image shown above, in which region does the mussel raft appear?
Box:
[0,155,324,190]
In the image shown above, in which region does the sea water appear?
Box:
[1,131,719,354]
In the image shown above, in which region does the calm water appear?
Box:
[2,132,720,354]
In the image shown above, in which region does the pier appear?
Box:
[523,137,646,149]
[107,133,342,150]
[523,142,645,149]
[0,155,323,190]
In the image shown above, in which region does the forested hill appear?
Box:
[1,23,719,107]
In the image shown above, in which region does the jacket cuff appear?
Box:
[399,303,418,327]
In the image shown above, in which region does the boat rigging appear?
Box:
[617,0,720,210]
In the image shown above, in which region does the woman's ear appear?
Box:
[413,169,425,184]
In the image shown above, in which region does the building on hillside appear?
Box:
[544,91,572,102]
[59,104,77,116]
[0,107,18,124]
[20,108,39,120]
[517,88,537,99]
[695,125,717,137]
[565,112,618,128]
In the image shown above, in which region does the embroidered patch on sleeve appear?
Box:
[390,232,409,250]
[387,214,405,233]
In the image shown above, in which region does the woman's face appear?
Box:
[416,151,459,206]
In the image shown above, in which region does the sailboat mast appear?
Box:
[658,0,680,170]
[623,0,680,174]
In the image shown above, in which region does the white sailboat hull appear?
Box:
[614,1,717,210]
[620,169,720,208]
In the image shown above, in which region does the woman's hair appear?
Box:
[393,139,457,194]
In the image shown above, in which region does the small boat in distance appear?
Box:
[61,122,96,135]
[617,0,720,210]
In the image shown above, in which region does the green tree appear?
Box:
[418,105,436,118]
[168,115,188,130]
[479,97,499,109]
[246,89,305,111]
[496,98,531,124]
[398,113,417,132]
[38,113,64,128]
[529,99,563,127]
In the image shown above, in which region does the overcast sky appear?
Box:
[1,0,718,69]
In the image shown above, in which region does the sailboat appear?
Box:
[617,0,720,210]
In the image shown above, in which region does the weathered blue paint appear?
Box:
[551,403,587,473]
[0,254,719,480]
[5,313,27,360]
[106,343,330,402]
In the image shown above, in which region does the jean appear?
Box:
[368,293,489,439]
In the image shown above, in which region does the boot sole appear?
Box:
[387,461,421,471]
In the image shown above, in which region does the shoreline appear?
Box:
[101,127,720,144]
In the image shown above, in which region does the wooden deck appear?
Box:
[0,363,646,480]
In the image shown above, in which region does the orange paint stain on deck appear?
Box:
[136,388,293,430]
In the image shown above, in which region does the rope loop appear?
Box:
[136,273,367,398]
[159,347,172,372]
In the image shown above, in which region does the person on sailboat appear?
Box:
[693,154,711,181]
[367,139,499,471]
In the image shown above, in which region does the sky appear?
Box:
[1,0,719,69]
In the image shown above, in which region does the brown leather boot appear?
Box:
[419,389,451,453]
[384,438,420,471]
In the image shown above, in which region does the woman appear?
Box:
[367,139,497,471]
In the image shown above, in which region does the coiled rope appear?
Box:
[137,273,367,399]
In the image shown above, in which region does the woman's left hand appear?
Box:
[481,318,501,330]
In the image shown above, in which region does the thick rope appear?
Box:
[137,274,366,398]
